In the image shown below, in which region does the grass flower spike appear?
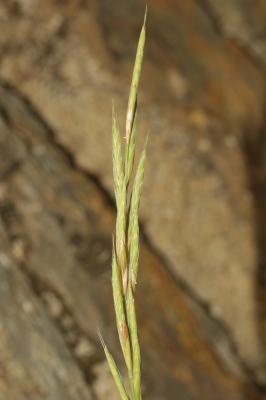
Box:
[100,11,147,400]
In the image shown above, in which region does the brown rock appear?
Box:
[206,0,266,65]
[0,83,264,399]
[0,227,93,400]
[0,0,266,391]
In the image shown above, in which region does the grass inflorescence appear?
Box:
[100,11,147,400]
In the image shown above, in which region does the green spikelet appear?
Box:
[128,138,147,289]
[112,108,124,201]
[112,238,132,372]
[126,7,147,143]
[124,115,137,187]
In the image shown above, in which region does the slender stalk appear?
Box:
[100,11,147,400]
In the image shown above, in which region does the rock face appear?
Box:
[0,256,94,400]
[0,84,262,399]
[0,0,266,398]
[207,0,266,65]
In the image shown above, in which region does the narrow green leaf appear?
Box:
[99,334,129,400]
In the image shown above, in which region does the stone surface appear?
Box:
[0,0,266,393]
[0,83,264,399]
[207,0,266,65]
[0,226,93,400]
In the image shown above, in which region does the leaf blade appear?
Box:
[99,334,129,400]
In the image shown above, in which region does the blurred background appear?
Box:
[0,0,266,399]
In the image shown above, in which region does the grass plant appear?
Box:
[100,11,147,400]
